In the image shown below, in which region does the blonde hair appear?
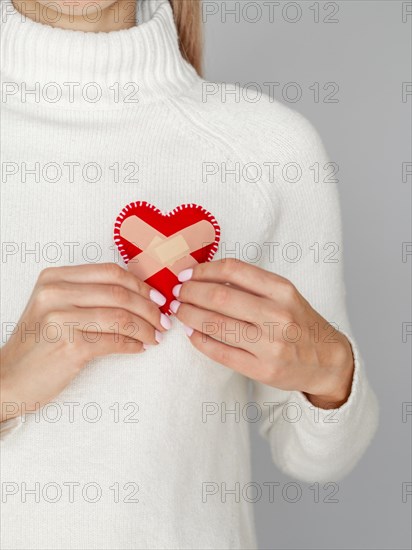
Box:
[169,0,203,75]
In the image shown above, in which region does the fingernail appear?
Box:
[170,300,181,314]
[143,343,151,350]
[183,325,193,337]
[178,268,193,282]
[150,289,166,306]
[172,284,182,298]
[160,313,171,330]
[155,330,163,343]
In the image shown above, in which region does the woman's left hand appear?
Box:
[171,259,355,410]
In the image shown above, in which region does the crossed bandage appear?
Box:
[120,215,216,281]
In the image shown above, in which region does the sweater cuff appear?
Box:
[290,332,375,431]
[0,415,22,441]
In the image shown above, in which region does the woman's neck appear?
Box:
[12,0,137,32]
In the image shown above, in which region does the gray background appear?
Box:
[204,1,411,549]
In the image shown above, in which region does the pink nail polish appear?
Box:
[155,330,163,343]
[178,268,193,282]
[183,325,194,337]
[172,284,182,298]
[160,313,172,330]
[170,300,181,314]
[150,289,166,306]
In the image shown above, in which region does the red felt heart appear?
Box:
[114,202,220,314]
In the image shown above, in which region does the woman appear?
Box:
[0,0,378,548]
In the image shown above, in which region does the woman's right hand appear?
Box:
[0,263,170,422]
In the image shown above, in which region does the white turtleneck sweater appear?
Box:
[0,0,378,548]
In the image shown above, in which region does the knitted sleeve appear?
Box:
[250,109,379,483]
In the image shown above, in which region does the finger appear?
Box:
[53,308,161,346]
[35,281,169,333]
[178,259,293,303]
[38,263,164,304]
[186,329,259,380]
[82,332,145,359]
[174,281,271,325]
[174,302,260,355]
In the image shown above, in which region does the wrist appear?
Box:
[0,394,21,424]
[305,333,355,409]
[0,356,20,423]
[0,398,21,423]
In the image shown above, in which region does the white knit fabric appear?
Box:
[0,0,378,548]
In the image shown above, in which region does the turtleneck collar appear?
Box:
[0,0,199,109]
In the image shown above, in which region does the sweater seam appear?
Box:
[166,96,277,229]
